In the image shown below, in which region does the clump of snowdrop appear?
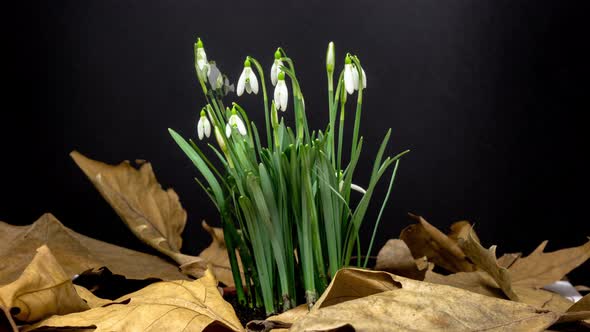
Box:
[169,37,408,315]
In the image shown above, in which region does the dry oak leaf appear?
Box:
[70,151,203,273]
[508,239,590,289]
[246,304,308,332]
[25,269,244,332]
[423,270,575,312]
[179,221,244,288]
[0,245,89,332]
[400,213,475,273]
[0,213,187,285]
[374,239,427,280]
[458,229,519,301]
[290,268,561,332]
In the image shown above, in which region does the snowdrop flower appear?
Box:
[274,71,288,112]
[197,110,211,140]
[237,58,259,96]
[343,54,367,95]
[225,108,247,137]
[270,48,283,86]
[196,38,208,72]
[207,61,223,89]
[326,41,335,74]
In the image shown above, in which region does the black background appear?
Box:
[1,1,588,283]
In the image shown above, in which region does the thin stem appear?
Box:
[248,57,272,147]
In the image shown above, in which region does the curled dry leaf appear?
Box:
[400,213,475,273]
[70,151,203,273]
[180,221,243,287]
[290,268,561,332]
[508,240,590,289]
[374,239,427,280]
[458,230,519,301]
[0,246,89,331]
[0,213,187,284]
[25,269,244,332]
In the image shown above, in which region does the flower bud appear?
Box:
[326,42,335,73]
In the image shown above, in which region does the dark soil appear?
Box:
[224,293,267,326]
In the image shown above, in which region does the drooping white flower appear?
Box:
[196,38,208,72]
[207,61,223,89]
[225,109,247,137]
[343,54,367,95]
[270,49,283,86]
[237,58,259,96]
[274,71,288,112]
[197,110,211,140]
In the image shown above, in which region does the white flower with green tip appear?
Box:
[196,38,208,71]
[225,108,247,137]
[343,54,367,95]
[237,58,259,96]
[197,110,211,140]
[270,49,283,86]
[274,71,288,112]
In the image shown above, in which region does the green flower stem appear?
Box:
[247,57,272,147]
[350,57,364,160]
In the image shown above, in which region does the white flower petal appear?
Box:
[249,69,259,94]
[237,68,247,96]
[245,82,252,94]
[279,82,288,112]
[204,118,211,137]
[350,183,367,194]
[270,62,278,86]
[225,123,232,138]
[197,118,204,140]
[351,66,360,91]
[274,84,281,110]
[237,118,247,136]
[344,64,355,95]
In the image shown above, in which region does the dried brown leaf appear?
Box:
[458,230,519,301]
[246,304,307,332]
[179,221,243,287]
[290,268,561,332]
[0,213,187,284]
[70,150,201,269]
[0,246,89,330]
[508,240,590,289]
[374,239,427,280]
[497,252,522,268]
[25,269,244,332]
[400,213,475,273]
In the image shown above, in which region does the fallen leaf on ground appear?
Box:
[71,150,201,270]
[0,246,89,330]
[179,221,243,287]
[447,220,479,245]
[25,269,244,332]
[290,268,561,332]
[458,230,519,301]
[246,304,307,332]
[73,285,112,308]
[400,213,475,273]
[0,213,187,284]
[374,239,427,280]
[508,240,590,289]
[497,252,522,268]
